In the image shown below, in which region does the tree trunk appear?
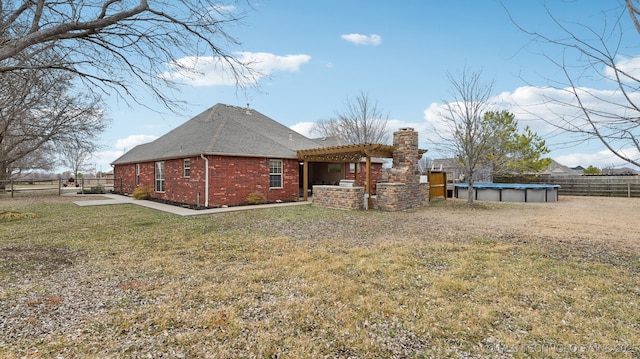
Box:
[0,160,8,191]
[465,169,474,205]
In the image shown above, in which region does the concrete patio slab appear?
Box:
[73,194,311,216]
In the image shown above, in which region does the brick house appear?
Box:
[111,103,384,207]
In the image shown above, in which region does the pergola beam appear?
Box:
[297,143,396,163]
[297,143,397,205]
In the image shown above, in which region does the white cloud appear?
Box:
[341,33,382,46]
[386,119,429,139]
[422,85,640,168]
[211,5,236,13]
[291,119,427,146]
[290,122,315,138]
[115,134,157,151]
[89,135,158,171]
[239,52,310,73]
[555,148,640,169]
[162,52,311,87]
[496,85,640,148]
[422,102,451,136]
[605,55,640,82]
[425,84,640,143]
[92,150,124,170]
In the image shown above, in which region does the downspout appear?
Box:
[200,154,209,207]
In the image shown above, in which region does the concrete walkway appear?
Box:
[72,193,311,216]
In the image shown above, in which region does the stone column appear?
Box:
[388,128,420,184]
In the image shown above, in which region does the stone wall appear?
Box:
[377,183,429,211]
[312,185,364,210]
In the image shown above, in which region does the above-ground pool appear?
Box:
[455,183,560,202]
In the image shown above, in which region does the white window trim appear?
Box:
[155,161,165,192]
[183,158,191,178]
[269,159,283,189]
[135,163,140,186]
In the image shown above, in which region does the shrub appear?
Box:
[246,191,265,205]
[131,185,153,200]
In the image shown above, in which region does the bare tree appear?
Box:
[0,0,253,111]
[59,141,98,181]
[511,2,640,168]
[312,92,391,144]
[432,69,496,205]
[418,156,433,173]
[0,67,107,187]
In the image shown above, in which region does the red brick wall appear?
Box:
[208,156,299,206]
[113,162,155,195]
[114,155,300,207]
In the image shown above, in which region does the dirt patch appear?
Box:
[0,246,78,274]
[443,196,640,253]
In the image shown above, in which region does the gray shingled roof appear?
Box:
[112,104,322,165]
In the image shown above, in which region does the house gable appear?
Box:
[112,104,320,165]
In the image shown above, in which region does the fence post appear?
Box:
[628,183,631,198]
[10,179,14,198]
[59,178,62,196]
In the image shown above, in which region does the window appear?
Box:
[135,164,140,186]
[349,163,356,173]
[155,161,165,192]
[269,159,282,188]
[183,158,191,177]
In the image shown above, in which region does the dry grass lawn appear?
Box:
[1,195,639,358]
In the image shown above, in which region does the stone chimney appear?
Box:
[388,128,420,184]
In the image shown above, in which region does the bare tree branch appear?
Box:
[311,91,391,145]
[0,0,254,113]
[509,2,640,168]
[0,66,107,184]
[431,68,495,205]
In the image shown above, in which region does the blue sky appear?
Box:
[93,0,640,173]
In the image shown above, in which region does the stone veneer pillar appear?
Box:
[377,128,429,211]
[388,128,420,184]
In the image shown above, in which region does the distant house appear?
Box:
[600,166,639,176]
[431,158,492,183]
[539,159,581,177]
[111,104,383,207]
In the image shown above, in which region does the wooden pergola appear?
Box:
[297,143,397,206]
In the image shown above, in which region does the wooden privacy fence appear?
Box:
[495,176,640,198]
